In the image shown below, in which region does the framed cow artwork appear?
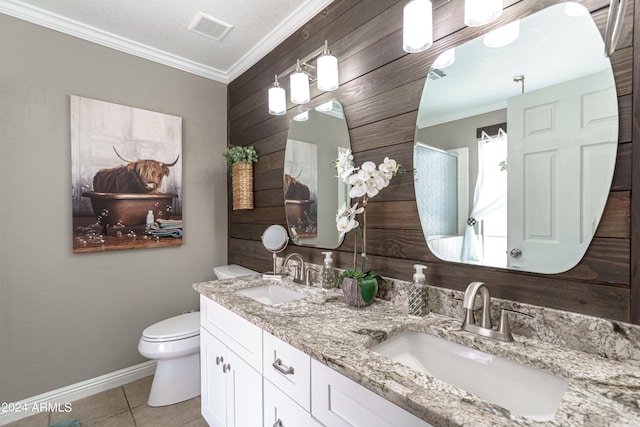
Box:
[70,95,183,253]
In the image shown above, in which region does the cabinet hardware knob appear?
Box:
[272,358,295,375]
[222,363,231,373]
[273,419,283,427]
[216,356,223,365]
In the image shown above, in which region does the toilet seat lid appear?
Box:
[142,311,200,342]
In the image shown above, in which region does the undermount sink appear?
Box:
[237,284,305,306]
[371,331,568,421]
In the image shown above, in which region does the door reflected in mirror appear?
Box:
[414,2,618,274]
[284,100,351,249]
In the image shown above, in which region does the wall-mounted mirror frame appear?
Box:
[284,100,351,249]
[413,2,619,274]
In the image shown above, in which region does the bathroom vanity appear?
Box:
[194,276,640,426]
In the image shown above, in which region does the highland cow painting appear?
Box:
[71,96,183,253]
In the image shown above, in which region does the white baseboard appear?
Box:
[0,361,156,426]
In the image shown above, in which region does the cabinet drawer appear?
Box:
[264,379,321,427]
[200,295,262,372]
[311,359,432,427]
[263,331,311,411]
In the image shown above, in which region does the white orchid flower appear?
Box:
[351,202,365,216]
[350,162,384,198]
[336,216,359,238]
[335,150,356,183]
[348,171,367,198]
[335,155,400,239]
[379,157,399,186]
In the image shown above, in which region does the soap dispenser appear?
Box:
[320,251,337,289]
[409,264,428,316]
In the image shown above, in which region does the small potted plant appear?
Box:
[337,269,380,307]
[222,145,259,210]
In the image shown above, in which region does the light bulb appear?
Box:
[464,0,502,27]
[317,46,339,91]
[290,60,310,104]
[403,0,433,53]
[268,75,286,115]
[483,20,520,48]
[432,48,455,69]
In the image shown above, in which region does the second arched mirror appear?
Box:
[413,2,619,274]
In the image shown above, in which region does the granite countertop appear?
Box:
[193,276,640,427]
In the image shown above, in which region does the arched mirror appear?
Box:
[284,100,351,248]
[414,2,619,274]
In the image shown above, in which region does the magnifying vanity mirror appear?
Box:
[413,2,619,274]
[262,224,288,276]
[284,100,351,248]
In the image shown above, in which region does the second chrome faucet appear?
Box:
[461,281,531,342]
[282,253,305,284]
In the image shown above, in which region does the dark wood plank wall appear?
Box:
[228,0,638,323]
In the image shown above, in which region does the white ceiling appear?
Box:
[0,0,335,83]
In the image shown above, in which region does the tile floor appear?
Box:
[5,376,207,427]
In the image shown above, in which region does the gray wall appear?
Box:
[0,15,228,402]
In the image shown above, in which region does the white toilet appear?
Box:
[138,264,257,407]
[138,311,201,406]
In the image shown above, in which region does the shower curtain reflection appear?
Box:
[461,129,507,264]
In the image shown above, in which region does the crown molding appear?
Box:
[0,0,335,84]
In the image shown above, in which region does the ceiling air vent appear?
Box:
[188,11,233,41]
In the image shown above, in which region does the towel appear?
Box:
[49,419,81,427]
[148,228,182,238]
[156,218,183,228]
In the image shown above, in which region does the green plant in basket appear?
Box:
[222,145,258,170]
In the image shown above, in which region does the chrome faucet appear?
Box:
[282,253,305,284]
[461,281,526,342]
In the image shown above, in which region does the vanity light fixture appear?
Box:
[403,0,433,53]
[267,41,340,115]
[290,59,310,104]
[464,0,503,27]
[317,40,339,91]
[268,75,286,115]
[483,20,520,48]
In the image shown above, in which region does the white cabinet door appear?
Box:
[264,379,319,427]
[201,329,229,427]
[201,328,263,427]
[200,296,264,427]
[226,347,263,427]
[311,360,432,427]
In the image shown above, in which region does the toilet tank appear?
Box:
[213,264,258,279]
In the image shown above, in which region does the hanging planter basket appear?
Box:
[232,161,254,210]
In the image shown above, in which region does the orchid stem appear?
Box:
[361,196,368,272]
